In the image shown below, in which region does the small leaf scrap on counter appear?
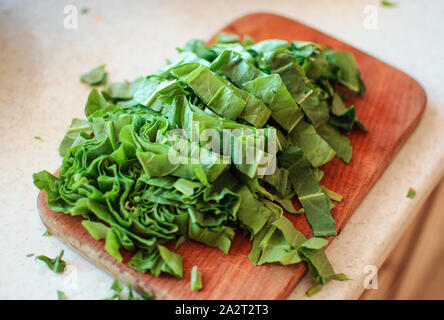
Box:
[306,284,323,297]
[80,64,108,86]
[381,0,398,7]
[105,280,124,300]
[333,273,352,281]
[407,188,416,199]
[35,250,66,274]
[57,290,67,300]
[34,33,368,295]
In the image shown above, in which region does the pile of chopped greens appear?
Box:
[33,33,366,295]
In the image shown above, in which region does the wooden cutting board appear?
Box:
[37,12,426,300]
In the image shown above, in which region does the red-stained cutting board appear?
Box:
[37,13,426,299]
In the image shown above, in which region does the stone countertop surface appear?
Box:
[1,0,443,299]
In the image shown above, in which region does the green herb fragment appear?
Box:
[381,0,397,7]
[191,265,203,291]
[407,188,416,199]
[243,34,256,46]
[288,120,335,168]
[279,147,337,237]
[104,280,152,300]
[325,188,343,202]
[105,229,123,262]
[80,65,107,86]
[216,32,240,44]
[80,7,89,14]
[57,290,67,300]
[42,230,51,236]
[324,51,365,95]
[35,250,66,274]
[275,198,304,214]
[158,245,183,279]
[175,235,187,249]
[104,280,124,300]
[243,74,304,132]
[306,284,323,297]
[26,253,34,258]
[300,237,328,250]
[111,279,123,293]
[141,293,156,300]
[183,39,217,61]
[127,283,140,300]
[129,246,184,279]
[333,273,352,281]
[316,123,352,164]
[34,136,43,141]
[305,269,351,297]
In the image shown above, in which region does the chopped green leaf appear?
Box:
[316,123,352,164]
[407,188,416,199]
[299,247,335,285]
[216,32,240,44]
[105,229,123,262]
[191,265,203,291]
[289,120,336,168]
[141,293,156,300]
[58,118,93,157]
[381,0,397,7]
[279,147,337,237]
[104,280,124,300]
[324,51,365,95]
[243,34,256,46]
[334,273,352,281]
[57,290,67,300]
[111,279,123,293]
[127,283,140,300]
[35,250,66,274]
[306,284,323,297]
[84,88,108,117]
[325,188,343,202]
[80,65,107,86]
[300,237,328,250]
[158,245,183,279]
[102,77,143,102]
[175,235,187,249]
[243,74,304,132]
[81,220,109,240]
[105,279,154,300]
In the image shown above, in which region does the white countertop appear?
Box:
[1,0,443,300]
